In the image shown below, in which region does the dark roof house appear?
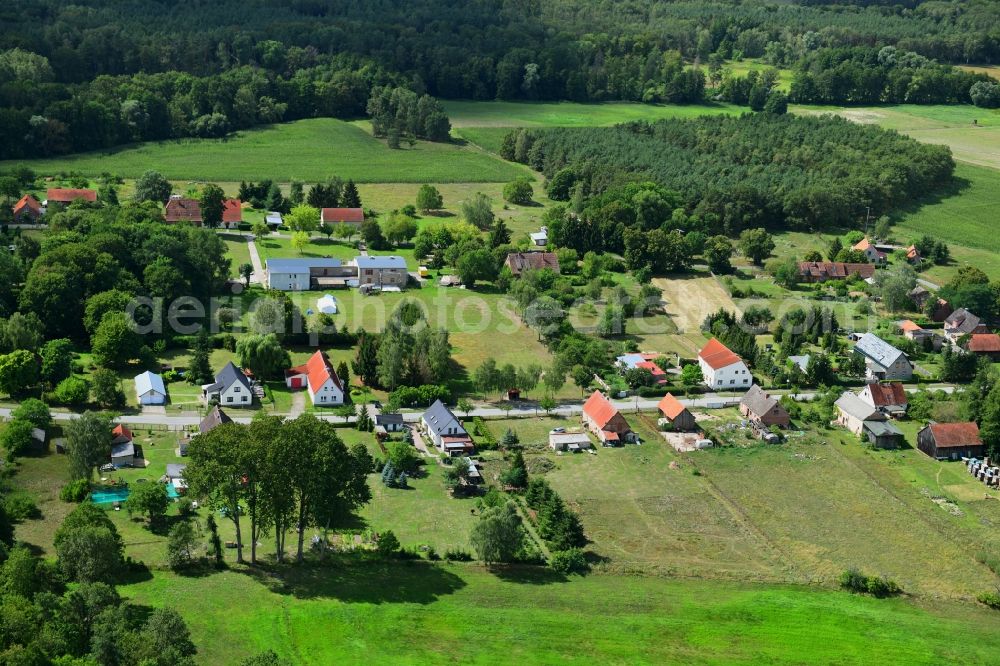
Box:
[739,385,790,428]
[199,405,233,434]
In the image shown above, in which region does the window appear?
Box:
[730,380,735,385]
[241,396,248,402]
[234,387,240,393]
[226,397,233,403]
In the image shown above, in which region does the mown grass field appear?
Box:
[444,100,744,128]
[117,565,1000,665]
[0,118,529,183]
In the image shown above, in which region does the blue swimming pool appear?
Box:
[91,484,181,504]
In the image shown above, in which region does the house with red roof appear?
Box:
[46,188,96,208]
[797,261,875,283]
[657,393,696,431]
[284,350,344,406]
[617,353,668,385]
[165,197,203,225]
[697,338,751,390]
[853,237,887,265]
[917,422,984,460]
[221,199,243,229]
[967,333,1000,359]
[858,382,908,418]
[12,194,42,222]
[905,245,921,264]
[321,207,364,227]
[582,391,633,445]
[110,424,138,467]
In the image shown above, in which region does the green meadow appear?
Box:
[0,118,528,183]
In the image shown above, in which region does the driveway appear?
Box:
[289,392,306,418]
[246,234,264,284]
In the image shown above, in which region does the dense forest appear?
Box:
[0,0,997,158]
[504,114,954,235]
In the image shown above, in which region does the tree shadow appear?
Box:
[240,559,467,604]
[489,564,567,585]
[893,173,972,218]
[117,563,155,585]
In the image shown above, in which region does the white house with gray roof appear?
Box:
[853,333,912,381]
[134,370,166,405]
[420,400,474,455]
[266,258,355,291]
[202,362,254,407]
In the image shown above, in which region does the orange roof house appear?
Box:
[859,382,908,417]
[657,393,697,431]
[697,338,752,390]
[47,188,96,204]
[12,194,42,220]
[284,350,345,406]
[321,207,364,226]
[582,391,632,445]
[222,199,243,228]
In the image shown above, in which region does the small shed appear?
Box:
[549,432,593,452]
[862,420,903,449]
[374,413,405,432]
[657,393,697,431]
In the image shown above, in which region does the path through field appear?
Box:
[654,274,740,334]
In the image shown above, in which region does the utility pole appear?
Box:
[863,206,871,236]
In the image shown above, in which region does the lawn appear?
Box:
[0,118,529,183]
[116,564,1000,665]
[220,233,251,273]
[443,100,744,128]
[724,59,794,92]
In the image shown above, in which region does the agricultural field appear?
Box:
[0,118,529,183]
[444,100,743,128]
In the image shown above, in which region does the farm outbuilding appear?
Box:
[917,422,984,460]
[134,370,167,405]
[549,432,593,452]
[657,393,697,431]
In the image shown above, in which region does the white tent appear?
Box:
[316,294,338,314]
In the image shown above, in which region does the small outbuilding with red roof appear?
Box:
[917,422,984,460]
[657,393,697,431]
[47,188,97,206]
[582,391,634,445]
[967,333,1000,359]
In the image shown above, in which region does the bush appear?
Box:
[978,591,1000,610]
[550,548,589,575]
[388,384,451,408]
[376,530,401,557]
[60,479,91,503]
[176,497,196,517]
[2,493,39,521]
[444,547,473,562]
[839,567,901,597]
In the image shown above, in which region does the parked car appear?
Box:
[550,427,566,434]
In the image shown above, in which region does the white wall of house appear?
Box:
[421,415,463,449]
[267,270,310,291]
[307,379,344,406]
[137,389,166,405]
[699,359,752,389]
[219,382,251,407]
[865,357,912,381]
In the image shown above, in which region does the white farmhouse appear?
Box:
[697,338,752,390]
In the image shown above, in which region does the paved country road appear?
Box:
[0,384,956,428]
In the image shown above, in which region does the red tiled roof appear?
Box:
[698,338,742,370]
[47,188,96,203]
[797,262,876,279]
[853,238,872,251]
[165,198,202,223]
[906,245,920,260]
[222,199,242,223]
[635,361,666,376]
[505,252,560,276]
[927,422,982,448]
[13,194,41,215]
[112,424,132,440]
[602,430,619,441]
[303,350,343,394]
[899,320,922,333]
[321,207,364,223]
[969,334,1000,353]
[868,382,907,407]
[583,391,619,429]
[658,393,688,420]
